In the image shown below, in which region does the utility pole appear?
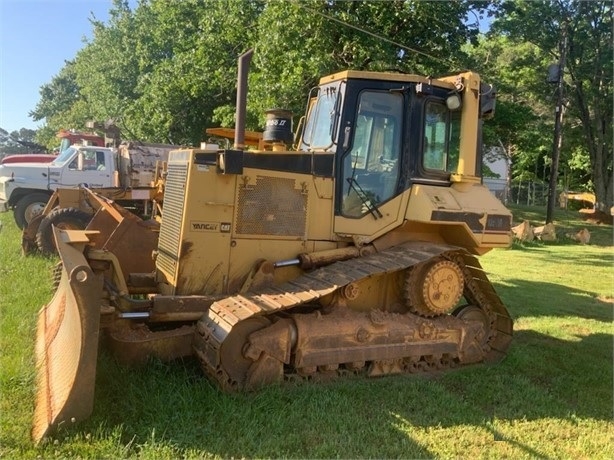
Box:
[546,26,568,224]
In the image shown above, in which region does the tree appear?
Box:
[29,61,95,149]
[464,35,554,205]
[30,0,489,146]
[68,0,263,145]
[492,0,613,213]
[0,128,47,160]
[247,0,487,122]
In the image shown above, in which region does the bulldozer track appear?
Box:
[193,241,513,391]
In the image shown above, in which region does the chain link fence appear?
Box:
[509,181,552,207]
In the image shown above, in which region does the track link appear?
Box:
[193,241,513,390]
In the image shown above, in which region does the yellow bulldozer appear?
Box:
[33,51,513,442]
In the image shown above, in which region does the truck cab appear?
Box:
[50,145,116,188]
[0,146,117,228]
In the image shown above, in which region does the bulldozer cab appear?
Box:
[298,71,485,239]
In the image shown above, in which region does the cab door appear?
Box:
[59,149,112,188]
[333,87,409,239]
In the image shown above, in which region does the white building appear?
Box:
[482,146,509,203]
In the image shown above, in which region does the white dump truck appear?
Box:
[0,141,175,229]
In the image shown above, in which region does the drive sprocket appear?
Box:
[405,257,464,317]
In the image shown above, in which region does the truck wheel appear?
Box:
[36,207,92,255]
[14,193,51,229]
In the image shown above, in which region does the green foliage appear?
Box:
[564,145,592,191]
[30,61,80,123]
[24,0,611,209]
[0,127,46,157]
[28,61,97,149]
[248,0,486,123]
[464,35,553,192]
[492,0,613,211]
[32,0,486,146]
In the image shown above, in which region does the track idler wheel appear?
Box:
[218,316,296,390]
[453,304,490,349]
[219,317,272,388]
[453,304,512,363]
[405,258,464,317]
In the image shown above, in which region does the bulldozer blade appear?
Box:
[32,227,104,443]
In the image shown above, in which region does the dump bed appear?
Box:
[117,142,175,188]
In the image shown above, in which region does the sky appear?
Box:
[0,0,113,133]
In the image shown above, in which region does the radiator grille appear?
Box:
[156,161,188,277]
[236,176,307,237]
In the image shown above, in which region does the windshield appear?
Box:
[51,146,77,165]
[300,82,342,151]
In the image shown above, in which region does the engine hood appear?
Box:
[0,163,54,179]
[0,163,57,189]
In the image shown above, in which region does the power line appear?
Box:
[293,2,453,66]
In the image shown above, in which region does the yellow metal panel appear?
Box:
[228,239,312,288]
[406,183,512,252]
[171,156,342,295]
[308,177,334,240]
[320,70,455,90]
[439,71,481,181]
[333,191,409,242]
[173,157,237,295]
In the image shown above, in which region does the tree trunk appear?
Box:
[574,81,613,213]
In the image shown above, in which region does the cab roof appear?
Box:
[319,70,456,90]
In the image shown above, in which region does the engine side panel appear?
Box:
[406,183,512,252]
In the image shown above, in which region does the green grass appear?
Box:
[1,207,612,459]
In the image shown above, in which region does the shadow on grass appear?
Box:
[45,325,612,458]
[494,277,613,323]
[436,330,613,421]
[75,356,435,458]
[543,250,614,267]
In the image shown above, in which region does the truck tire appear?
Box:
[14,193,51,229]
[36,207,92,255]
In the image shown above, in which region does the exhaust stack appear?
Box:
[234,49,254,150]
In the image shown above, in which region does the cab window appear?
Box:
[53,146,77,166]
[301,84,342,151]
[82,150,98,170]
[95,151,106,170]
[423,101,461,173]
[341,91,403,217]
[67,150,106,171]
